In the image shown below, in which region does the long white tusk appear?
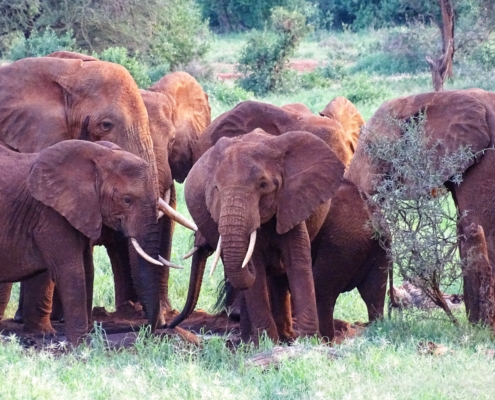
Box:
[242,230,257,268]
[209,236,222,278]
[158,255,183,269]
[158,198,198,232]
[183,246,199,260]
[131,238,163,266]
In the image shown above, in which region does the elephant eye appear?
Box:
[100,121,114,132]
[259,181,268,190]
[123,195,133,205]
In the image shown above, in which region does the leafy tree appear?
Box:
[237,7,311,95]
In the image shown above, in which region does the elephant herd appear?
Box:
[0,51,493,345]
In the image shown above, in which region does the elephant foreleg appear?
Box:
[268,274,295,342]
[243,258,278,344]
[281,222,319,338]
[84,243,94,325]
[22,272,56,335]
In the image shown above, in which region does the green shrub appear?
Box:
[204,82,253,107]
[352,25,436,75]
[149,0,210,69]
[98,47,151,89]
[341,73,390,104]
[298,68,331,89]
[237,7,312,95]
[8,28,76,61]
[469,34,495,71]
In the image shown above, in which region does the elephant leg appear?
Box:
[281,222,319,338]
[239,291,252,343]
[50,287,64,322]
[357,253,389,323]
[0,282,13,320]
[268,274,295,342]
[22,272,56,335]
[243,259,278,344]
[84,243,95,325]
[103,228,139,309]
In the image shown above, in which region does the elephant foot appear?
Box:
[23,321,56,336]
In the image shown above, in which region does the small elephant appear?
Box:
[0,140,161,344]
[175,129,345,342]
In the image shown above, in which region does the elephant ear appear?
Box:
[0,57,84,152]
[27,140,107,240]
[368,90,491,177]
[47,51,98,61]
[273,131,345,234]
[319,96,365,154]
[149,72,211,183]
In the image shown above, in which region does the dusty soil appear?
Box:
[215,59,320,81]
[0,302,361,350]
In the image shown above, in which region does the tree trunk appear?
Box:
[426,0,455,91]
[461,223,495,329]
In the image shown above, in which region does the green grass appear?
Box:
[2,27,495,399]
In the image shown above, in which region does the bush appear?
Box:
[298,69,332,89]
[204,82,253,107]
[8,28,77,61]
[237,7,312,95]
[352,25,436,75]
[365,114,475,323]
[149,0,210,69]
[197,0,312,32]
[468,34,495,71]
[341,73,390,104]
[97,47,151,89]
[1,0,210,68]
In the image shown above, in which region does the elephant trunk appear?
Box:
[167,246,210,329]
[130,217,163,331]
[218,200,257,291]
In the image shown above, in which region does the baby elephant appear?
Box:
[0,140,160,344]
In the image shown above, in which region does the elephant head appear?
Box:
[185,129,345,290]
[0,56,156,169]
[192,100,360,168]
[144,71,211,184]
[345,90,493,194]
[27,140,164,330]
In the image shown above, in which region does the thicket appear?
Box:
[237,7,311,95]
[0,0,209,69]
[365,114,475,324]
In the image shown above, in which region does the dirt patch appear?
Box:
[0,304,361,351]
[213,59,320,81]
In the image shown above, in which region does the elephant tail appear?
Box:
[387,267,400,318]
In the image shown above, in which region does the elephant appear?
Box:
[0,54,171,331]
[191,98,363,168]
[42,52,209,316]
[172,129,346,342]
[344,89,495,322]
[0,140,160,344]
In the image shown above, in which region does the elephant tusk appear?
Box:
[242,230,257,268]
[183,246,199,260]
[130,238,164,266]
[164,188,171,204]
[158,198,198,232]
[157,190,171,220]
[209,236,222,278]
[158,255,183,269]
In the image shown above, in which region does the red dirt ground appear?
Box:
[215,59,320,81]
[0,302,362,350]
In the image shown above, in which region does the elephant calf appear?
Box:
[0,140,161,344]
